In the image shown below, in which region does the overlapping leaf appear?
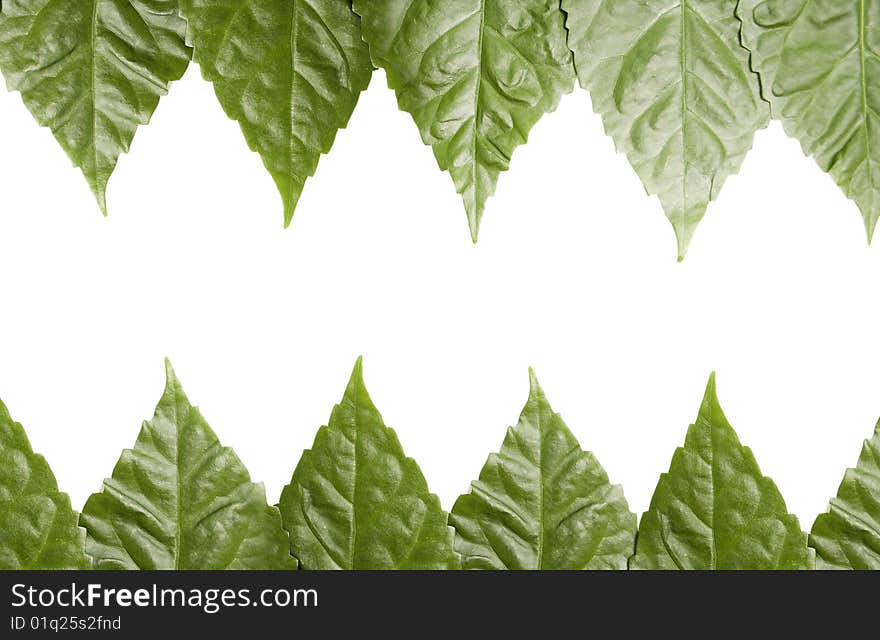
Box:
[0,400,89,570]
[179,0,373,225]
[450,370,636,569]
[810,420,880,569]
[738,0,879,239]
[0,0,191,214]
[631,374,812,569]
[5,360,880,571]
[278,358,458,570]
[564,0,769,259]
[352,0,575,240]
[79,361,296,570]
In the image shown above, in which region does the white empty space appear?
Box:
[0,67,877,530]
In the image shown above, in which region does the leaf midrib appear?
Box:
[288,0,300,202]
[89,0,100,188]
[470,0,487,226]
[536,412,546,569]
[708,420,718,570]
[173,399,182,570]
[349,400,360,570]
[858,0,876,194]
[776,0,876,196]
[679,0,689,218]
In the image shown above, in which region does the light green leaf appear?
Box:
[279,358,458,569]
[738,0,880,239]
[352,0,575,240]
[0,400,89,570]
[810,420,880,569]
[180,0,373,226]
[0,0,191,214]
[564,0,769,259]
[450,370,636,569]
[631,374,812,569]
[80,360,296,570]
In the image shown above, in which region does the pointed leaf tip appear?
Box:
[282,195,298,229]
[673,219,698,262]
[739,0,880,244]
[462,181,491,243]
[451,368,637,569]
[181,0,370,235]
[865,211,878,245]
[81,364,295,570]
[160,360,189,407]
[280,358,456,569]
[354,0,570,246]
[343,357,371,404]
[566,0,760,259]
[632,371,810,569]
[0,1,189,222]
[527,368,543,395]
[95,189,108,218]
[163,358,178,383]
[467,207,481,244]
[698,372,723,421]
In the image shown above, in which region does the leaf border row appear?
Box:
[0,0,874,259]
[1,358,876,570]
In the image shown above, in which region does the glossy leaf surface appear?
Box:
[352,0,575,239]
[811,420,880,569]
[0,401,89,570]
[631,374,812,569]
[564,0,769,258]
[80,361,296,570]
[180,0,373,225]
[738,0,879,239]
[279,358,458,569]
[450,370,636,569]
[0,0,191,213]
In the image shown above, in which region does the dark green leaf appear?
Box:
[0,400,90,570]
[179,0,373,225]
[450,370,636,569]
[564,0,769,259]
[279,358,458,569]
[631,374,812,569]
[810,420,880,569]
[352,0,575,240]
[80,360,296,570]
[0,0,191,214]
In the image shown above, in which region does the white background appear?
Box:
[1,66,878,531]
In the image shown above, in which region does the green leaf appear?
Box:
[563,0,769,259]
[450,370,636,569]
[738,0,880,239]
[0,0,191,214]
[179,0,373,226]
[810,420,880,569]
[0,400,90,570]
[352,0,575,240]
[279,358,458,569]
[631,374,812,569]
[80,360,296,570]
